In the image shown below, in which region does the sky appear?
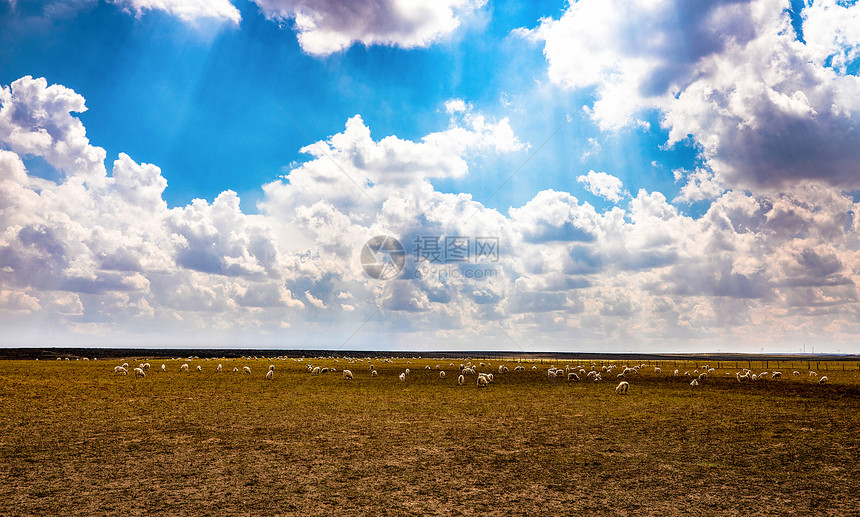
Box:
[1,0,860,353]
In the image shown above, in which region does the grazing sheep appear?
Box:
[216,364,223,372]
[320,367,329,374]
[371,369,378,377]
[265,369,273,380]
[771,371,782,379]
[343,370,354,380]
[690,379,699,386]
[114,366,128,375]
[793,371,800,376]
[654,367,662,374]
[399,373,406,382]
[674,369,679,377]
[268,364,275,372]
[180,363,189,372]
[615,381,629,394]
[457,374,465,385]
[243,366,251,375]
[161,364,166,372]
[142,363,151,371]
[819,376,829,384]
[440,371,446,379]
[477,375,489,387]
[425,366,431,370]
[568,372,580,382]
[134,367,146,378]
[405,368,410,375]
[196,365,202,372]
[233,367,239,372]
[809,371,818,377]
[311,367,320,375]
[122,362,129,369]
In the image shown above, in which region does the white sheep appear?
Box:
[268,364,275,372]
[265,369,273,380]
[196,365,202,372]
[674,369,679,377]
[568,372,580,382]
[142,363,151,371]
[216,363,223,372]
[233,367,239,372]
[819,376,828,384]
[113,366,128,375]
[771,371,782,379]
[809,371,818,377]
[793,371,800,376]
[343,369,354,380]
[243,366,251,375]
[161,363,166,372]
[654,367,662,374]
[457,374,465,385]
[180,363,189,372]
[690,379,699,386]
[311,367,320,375]
[440,371,446,379]
[134,367,146,378]
[122,362,129,369]
[477,375,489,387]
[371,369,378,377]
[404,368,410,375]
[399,373,406,382]
[615,381,629,394]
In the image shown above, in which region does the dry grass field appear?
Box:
[1,355,859,516]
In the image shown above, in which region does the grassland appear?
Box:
[1,355,859,516]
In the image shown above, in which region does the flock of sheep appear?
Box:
[107,356,839,393]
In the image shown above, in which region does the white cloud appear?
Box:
[0,76,107,186]
[3,76,860,351]
[576,170,625,203]
[249,0,485,55]
[523,0,860,192]
[110,0,241,25]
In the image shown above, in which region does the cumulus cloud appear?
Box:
[249,0,485,55]
[577,170,625,203]
[523,0,860,192]
[3,76,860,350]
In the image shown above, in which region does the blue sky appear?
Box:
[0,0,700,213]
[2,0,860,352]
